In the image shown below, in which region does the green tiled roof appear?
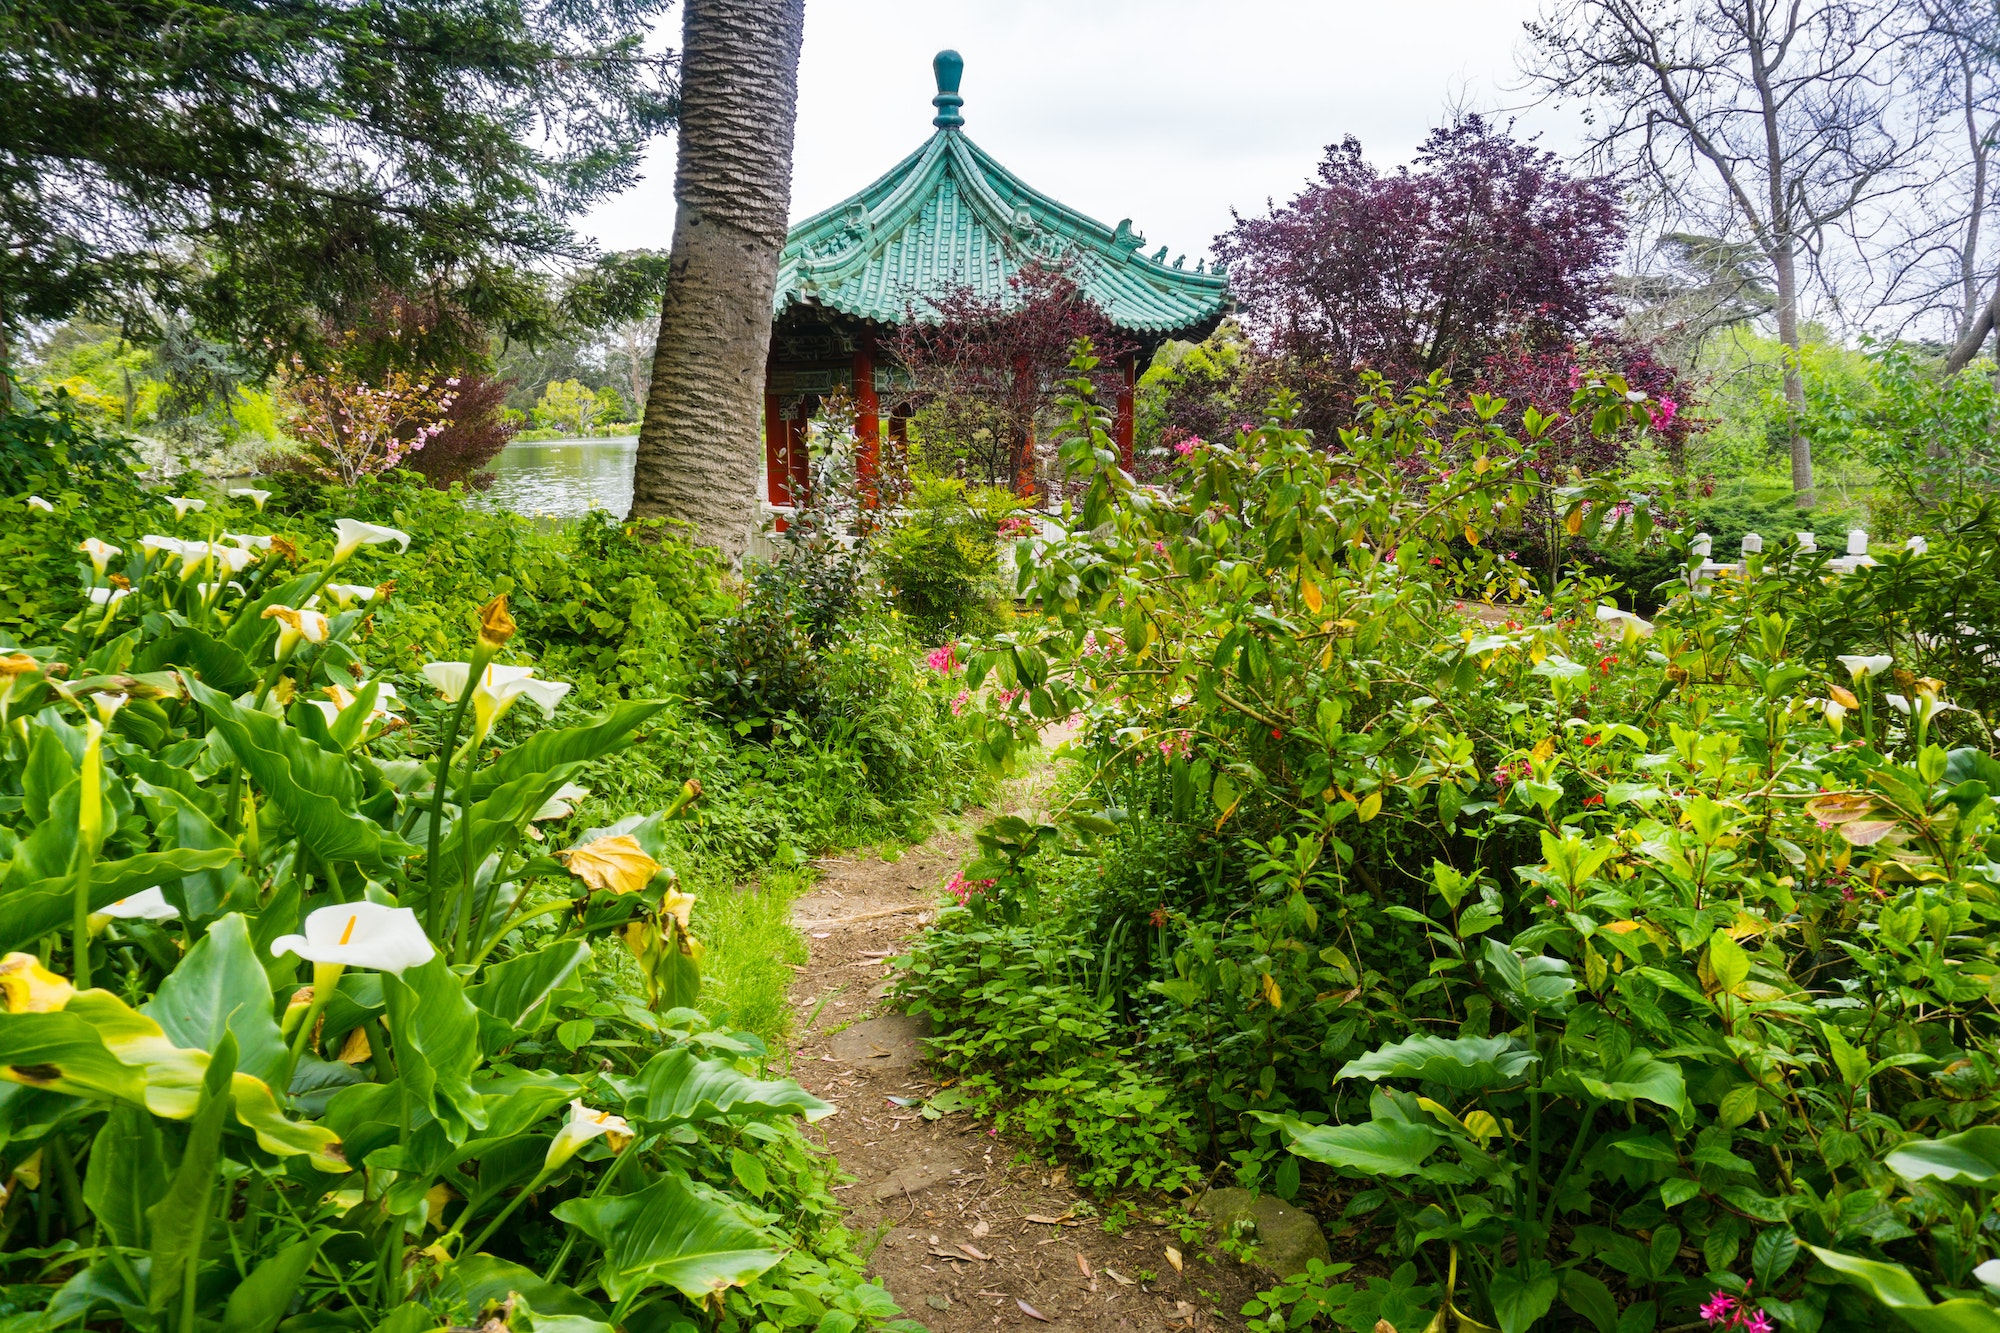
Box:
[775,55,1229,338]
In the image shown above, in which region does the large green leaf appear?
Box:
[1808,1247,2000,1333]
[1338,1035,1537,1089]
[137,626,257,696]
[1571,1054,1687,1112]
[552,1172,786,1304]
[467,941,591,1032]
[219,1236,324,1333]
[469,702,666,802]
[1273,1114,1445,1177]
[0,1009,150,1106]
[186,677,414,873]
[439,1254,610,1322]
[381,956,486,1141]
[1481,938,1576,1017]
[147,1031,234,1314]
[1885,1128,2000,1187]
[144,913,288,1086]
[632,1046,835,1124]
[0,846,240,953]
[1490,1262,1560,1333]
[132,779,255,919]
[83,1103,167,1250]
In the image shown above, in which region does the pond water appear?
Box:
[480,436,636,519]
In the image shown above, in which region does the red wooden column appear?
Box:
[1115,353,1137,473]
[763,387,791,531]
[853,336,881,506]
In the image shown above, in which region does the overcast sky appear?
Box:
[579,0,1585,263]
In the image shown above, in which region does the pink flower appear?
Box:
[1740,1313,1772,1333]
[1647,397,1678,430]
[950,689,970,717]
[1700,1295,1737,1325]
[925,643,958,674]
[946,872,995,905]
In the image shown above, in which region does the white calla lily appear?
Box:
[325,582,380,609]
[262,605,330,659]
[79,539,121,577]
[1837,654,1893,681]
[90,691,128,723]
[139,534,185,559]
[309,682,400,726]
[26,496,53,514]
[544,1100,634,1170]
[98,887,180,921]
[1976,1260,2000,1294]
[422,661,571,738]
[224,532,274,550]
[332,519,411,563]
[230,488,272,511]
[167,496,207,519]
[270,902,436,974]
[87,587,129,607]
[198,581,248,600]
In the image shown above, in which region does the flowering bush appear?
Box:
[281,348,461,485]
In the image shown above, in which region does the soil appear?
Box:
[782,756,1267,1333]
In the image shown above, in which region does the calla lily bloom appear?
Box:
[1975,1260,2000,1294]
[332,519,411,563]
[0,953,74,1013]
[324,583,380,609]
[90,691,127,724]
[309,682,400,726]
[167,496,207,519]
[544,1100,634,1170]
[532,783,590,821]
[422,661,571,738]
[198,582,248,600]
[139,535,185,559]
[98,887,180,921]
[26,496,53,514]
[661,888,697,931]
[79,539,121,577]
[224,533,274,550]
[88,587,130,607]
[230,488,272,511]
[263,605,330,659]
[270,902,436,974]
[1836,654,1893,681]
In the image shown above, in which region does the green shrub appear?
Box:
[930,344,2000,1333]
[872,476,1017,642]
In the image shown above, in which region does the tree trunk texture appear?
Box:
[628,0,805,561]
[1771,240,1813,508]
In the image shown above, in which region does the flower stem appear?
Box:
[426,645,495,938]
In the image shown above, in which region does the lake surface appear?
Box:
[482,437,636,518]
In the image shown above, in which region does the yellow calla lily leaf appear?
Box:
[559,834,662,895]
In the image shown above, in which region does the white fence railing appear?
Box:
[1686,528,1925,585]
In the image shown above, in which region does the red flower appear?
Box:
[1582,794,1603,807]
[1581,734,1599,746]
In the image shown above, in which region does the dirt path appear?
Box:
[782,755,1262,1333]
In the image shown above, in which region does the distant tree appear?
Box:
[279,351,459,486]
[536,380,604,437]
[888,262,1134,493]
[1617,234,1777,372]
[1526,0,1919,504]
[629,0,807,560]
[0,0,676,400]
[1215,116,1624,434]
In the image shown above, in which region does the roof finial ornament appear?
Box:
[932,50,965,129]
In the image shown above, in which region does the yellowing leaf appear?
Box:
[1259,973,1283,1010]
[336,1025,371,1064]
[1565,506,1585,536]
[1357,791,1383,823]
[1301,580,1323,614]
[1461,1110,1501,1143]
[558,834,662,895]
[1531,737,1555,762]
[1464,526,1481,546]
[1474,455,1490,474]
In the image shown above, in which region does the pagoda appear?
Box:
[764,50,1230,508]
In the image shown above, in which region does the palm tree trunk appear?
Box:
[628,0,805,561]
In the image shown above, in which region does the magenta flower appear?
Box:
[925,643,958,673]
[1700,1294,1738,1325]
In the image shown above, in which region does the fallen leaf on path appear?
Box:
[1023,1213,1075,1226]
[978,1290,1008,1299]
[929,1248,969,1261]
[958,1242,993,1261]
[1076,1252,1092,1278]
[811,932,831,939]
[971,1219,990,1238]
[1165,1246,1184,1273]
[1175,1300,1196,1320]
[1104,1268,1135,1286]
[1017,1301,1051,1323]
